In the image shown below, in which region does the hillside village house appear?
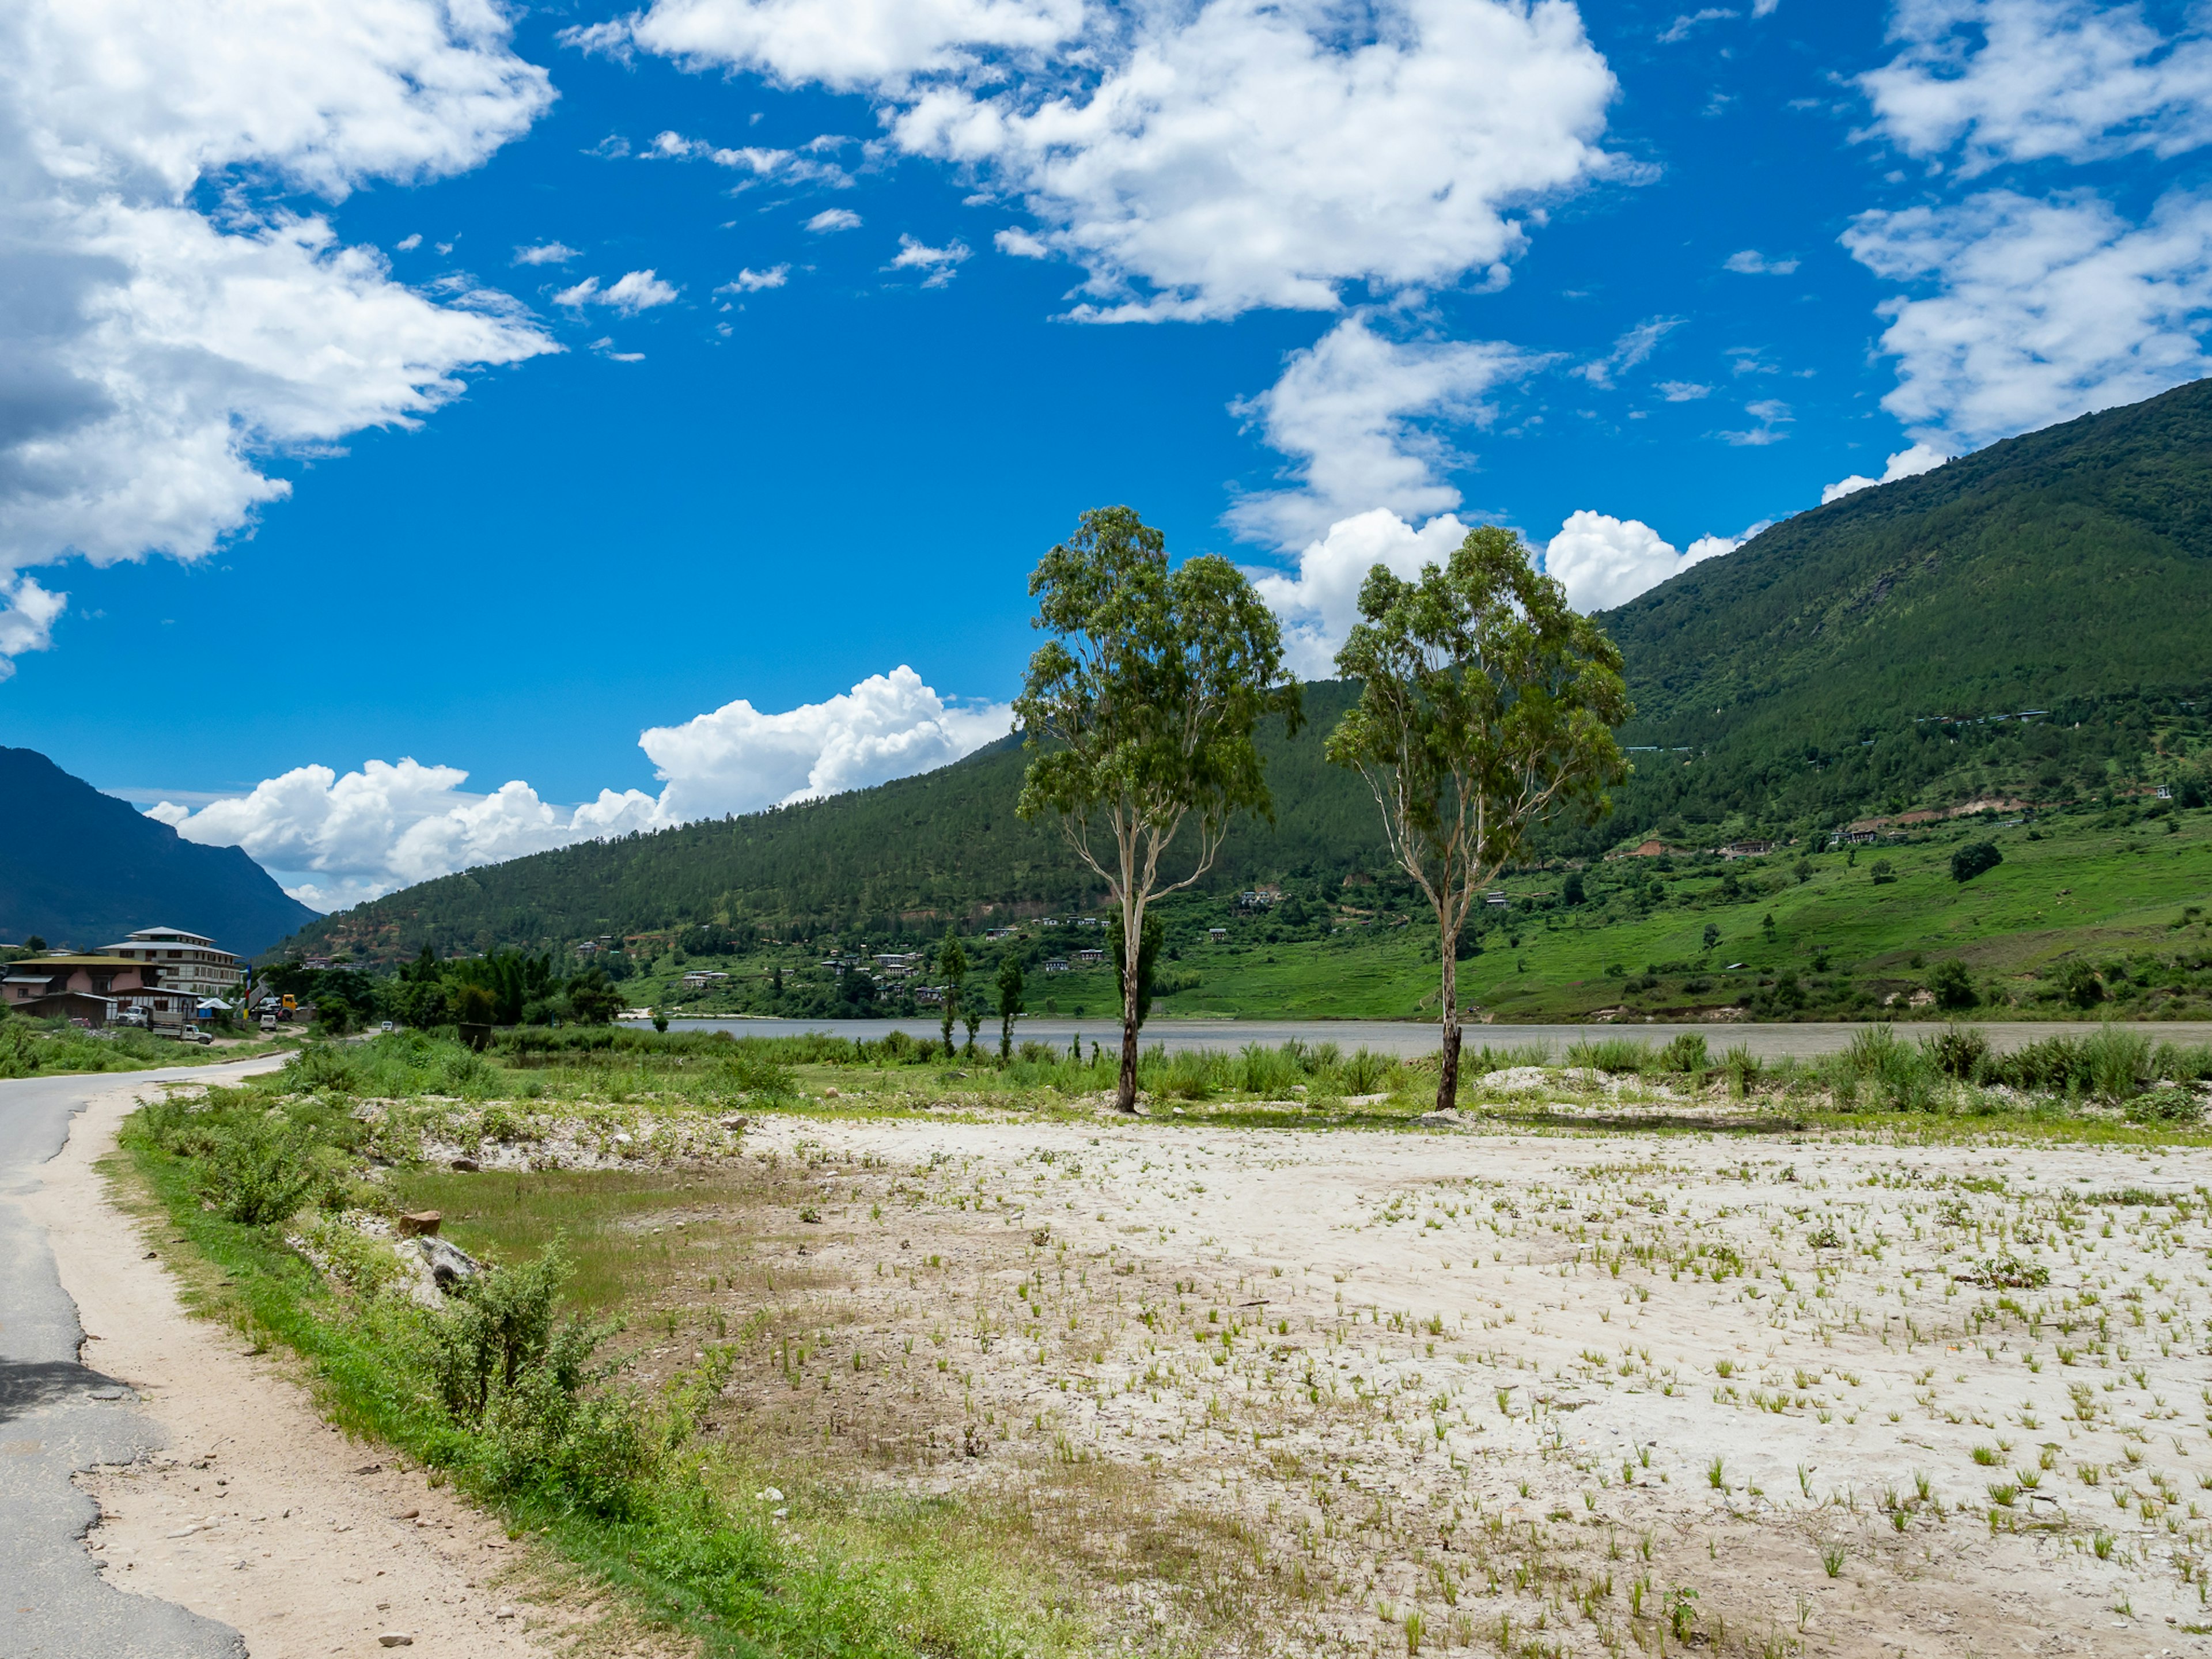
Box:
[101,925,245,1001]
[2,953,194,1028]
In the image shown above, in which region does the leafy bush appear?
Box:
[422,1243,647,1517]
[1923,1024,1990,1081]
[1927,958,1978,1009]
[202,1116,329,1225]
[2055,960,2105,1008]
[2124,1086,2202,1124]
[1830,1026,1936,1111]
[2082,1025,2152,1105]
[284,1043,362,1093]
[1657,1033,1710,1074]
[1951,842,2002,883]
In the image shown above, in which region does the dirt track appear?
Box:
[28,1080,566,1659]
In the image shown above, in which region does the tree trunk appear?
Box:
[1436,930,1461,1112]
[1118,900,1142,1112]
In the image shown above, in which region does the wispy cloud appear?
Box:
[553,270,680,313]
[887,234,971,286]
[514,240,581,266]
[1718,398,1793,445]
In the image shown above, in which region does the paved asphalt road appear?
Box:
[1,1059,278,1659]
[637,1014,2212,1060]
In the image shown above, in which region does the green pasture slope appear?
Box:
[751,803,2212,1025]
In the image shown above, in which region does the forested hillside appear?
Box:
[281,381,2212,964]
[1589,377,2212,850]
[0,747,317,955]
[296,683,1389,961]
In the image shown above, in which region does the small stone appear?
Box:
[395,1213,441,1238]
[395,1508,419,1521]
[378,1634,414,1647]
[450,1157,479,1172]
[494,1607,518,1620]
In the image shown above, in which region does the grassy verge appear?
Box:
[118,1068,1093,1659]
[0,1017,290,1078]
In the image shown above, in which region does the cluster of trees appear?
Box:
[260,948,622,1033]
[1013,509,1626,1111]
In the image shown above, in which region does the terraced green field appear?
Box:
[923,803,2212,1022]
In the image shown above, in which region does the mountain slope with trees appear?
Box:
[0,747,318,956]
[279,381,2212,965]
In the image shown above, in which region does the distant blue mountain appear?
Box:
[0,747,316,957]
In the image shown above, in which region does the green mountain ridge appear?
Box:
[278,380,2212,965]
[0,747,319,956]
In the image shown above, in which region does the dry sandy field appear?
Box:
[50,1071,2212,1659]
[432,1104,2212,1659]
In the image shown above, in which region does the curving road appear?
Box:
[1,1059,279,1659]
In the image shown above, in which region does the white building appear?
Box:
[101,926,245,1001]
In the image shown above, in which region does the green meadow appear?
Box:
[809,801,2212,1024]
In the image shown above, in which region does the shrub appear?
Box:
[1720,1044,1762,1099]
[1566,1037,1651,1074]
[1951,842,2002,883]
[421,1243,647,1515]
[1924,1024,1990,1081]
[1832,1026,1937,1111]
[1996,1035,2090,1093]
[2055,960,2105,1009]
[202,1116,328,1225]
[2081,1025,2151,1105]
[1657,1033,1710,1074]
[1342,1046,1393,1093]
[1927,958,1978,1010]
[282,1042,361,1094]
[2124,1087,2202,1124]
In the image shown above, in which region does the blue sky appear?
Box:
[5,0,2211,911]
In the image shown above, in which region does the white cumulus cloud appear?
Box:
[153,668,1014,910]
[0,576,67,677]
[721,265,790,291]
[571,0,1086,92]
[1859,0,2212,176]
[1723,248,1799,275]
[1541,510,1758,612]
[603,0,1619,324]
[1247,509,1472,679]
[0,0,558,674]
[1821,441,1950,503]
[891,0,1620,321]
[1842,187,2212,450]
[1226,315,1540,551]
[641,666,1014,823]
[806,207,862,233]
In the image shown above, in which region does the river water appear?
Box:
[622,1015,2212,1061]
